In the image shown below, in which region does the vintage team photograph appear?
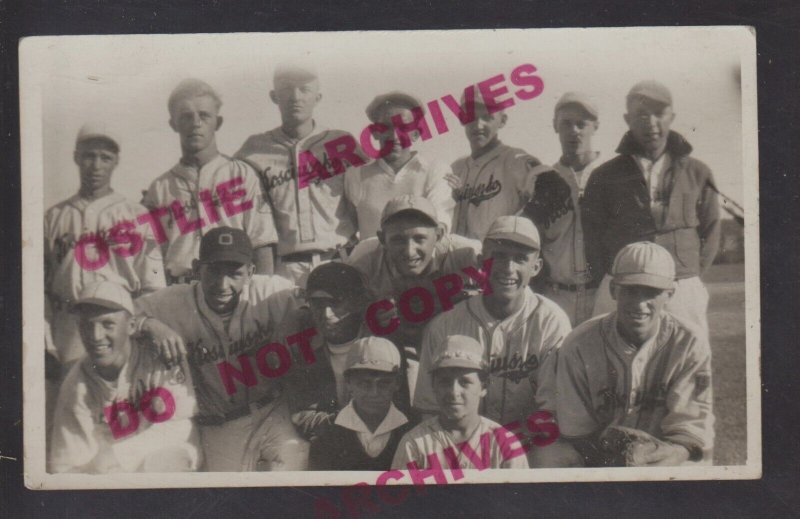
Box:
[19,27,760,489]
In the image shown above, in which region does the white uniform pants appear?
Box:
[592,274,710,340]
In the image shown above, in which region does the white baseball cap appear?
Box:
[344,337,401,374]
[431,335,487,373]
[484,215,541,250]
[76,121,120,152]
[73,280,134,314]
[611,242,676,290]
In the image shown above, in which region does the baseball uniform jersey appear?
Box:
[414,289,572,425]
[556,312,714,461]
[451,142,551,240]
[49,342,200,473]
[44,192,166,365]
[392,415,529,469]
[344,153,454,239]
[142,153,277,279]
[235,124,359,257]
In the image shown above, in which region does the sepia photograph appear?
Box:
[19,26,760,489]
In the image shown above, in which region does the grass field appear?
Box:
[702,262,747,465]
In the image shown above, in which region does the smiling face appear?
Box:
[373,105,415,164]
[271,78,321,126]
[480,238,542,302]
[307,290,364,344]
[612,282,673,346]
[74,139,119,195]
[465,103,506,152]
[169,94,221,154]
[433,367,486,423]
[624,97,675,155]
[346,369,400,419]
[78,305,135,379]
[554,104,598,157]
[197,261,254,314]
[378,213,443,277]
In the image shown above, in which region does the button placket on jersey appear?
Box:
[294,143,316,243]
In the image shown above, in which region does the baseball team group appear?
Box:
[43,62,720,474]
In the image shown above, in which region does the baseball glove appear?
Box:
[523,170,573,230]
[598,425,674,467]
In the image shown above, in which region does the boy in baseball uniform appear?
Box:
[448,91,552,240]
[413,216,572,427]
[525,92,603,325]
[344,92,454,239]
[45,123,166,370]
[142,78,277,282]
[583,81,720,339]
[134,227,308,471]
[49,281,200,473]
[309,337,412,471]
[555,242,714,466]
[393,335,529,470]
[346,195,481,400]
[235,63,361,287]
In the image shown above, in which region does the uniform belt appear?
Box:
[548,279,599,291]
[194,387,281,427]
[280,249,338,263]
[167,273,194,285]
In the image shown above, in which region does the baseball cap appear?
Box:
[611,242,676,290]
[366,91,424,123]
[73,281,134,314]
[554,92,599,120]
[273,63,318,85]
[484,215,540,251]
[431,335,487,373]
[626,80,673,107]
[76,122,120,152]
[199,227,253,265]
[306,262,370,301]
[344,337,401,374]
[380,194,439,228]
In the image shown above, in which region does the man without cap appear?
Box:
[134,227,308,471]
[287,262,411,440]
[142,78,277,283]
[346,195,482,401]
[49,281,200,473]
[554,242,714,467]
[309,337,413,470]
[393,335,529,470]
[344,92,454,239]
[45,123,166,371]
[414,216,572,429]
[583,81,720,338]
[447,89,553,240]
[524,92,603,326]
[235,63,363,287]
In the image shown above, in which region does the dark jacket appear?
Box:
[582,131,721,281]
[309,421,414,471]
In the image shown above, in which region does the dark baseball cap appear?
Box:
[199,227,253,265]
[306,262,370,301]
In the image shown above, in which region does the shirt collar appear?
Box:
[335,401,408,436]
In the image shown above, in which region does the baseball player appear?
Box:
[448,90,553,240]
[288,262,411,440]
[134,227,308,471]
[235,63,361,287]
[309,337,412,471]
[346,195,481,400]
[45,123,166,370]
[583,81,720,339]
[49,281,200,473]
[344,92,454,239]
[142,78,277,282]
[555,242,714,466]
[413,216,572,428]
[393,335,529,470]
[524,92,603,325]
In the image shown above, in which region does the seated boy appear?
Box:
[309,337,412,471]
[393,335,529,470]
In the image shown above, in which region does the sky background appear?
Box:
[39,28,745,212]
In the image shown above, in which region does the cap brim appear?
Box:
[200,252,252,265]
[485,234,540,251]
[77,134,120,151]
[381,208,438,227]
[430,359,486,373]
[72,299,132,314]
[345,363,400,374]
[613,273,675,290]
